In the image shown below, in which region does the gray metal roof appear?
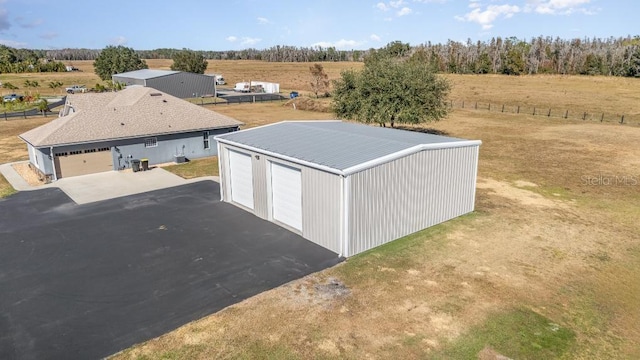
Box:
[113,69,180,80]
[215,121,481,175]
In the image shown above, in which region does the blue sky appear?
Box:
[0,0,637,50]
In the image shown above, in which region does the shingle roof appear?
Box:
[215,121,481,175]
[113,69,180,80]
[20,86,242,147]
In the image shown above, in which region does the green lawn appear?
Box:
[162,156,219,179]
[0,173,16,198]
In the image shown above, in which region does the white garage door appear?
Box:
[271,162,302,231]
[228,150,254,209]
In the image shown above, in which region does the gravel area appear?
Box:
[11,163,46,187]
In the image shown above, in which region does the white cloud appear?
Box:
[312,39,363,50]
[370,33,381,42]
[241,37,261,46]
[375,2,389,11]
[109,36,127,46]
[226,36,238,42]
[455,3,520,30]
[0,39,26,48]
[377,0,413,17]
[525,0,594,15]
[257,17,270,24]
[397,7,413,16]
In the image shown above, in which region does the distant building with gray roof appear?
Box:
[20,86,241,180]
[112,69,216,99]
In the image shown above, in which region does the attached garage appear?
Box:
[54,148,113,178]
[215,121,482,257]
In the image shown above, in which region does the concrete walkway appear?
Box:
[0,161,219,204]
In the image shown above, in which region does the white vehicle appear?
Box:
[214,74,226,85]
[66,85,87,94]
[234,82,250,93]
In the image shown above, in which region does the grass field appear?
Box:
[1,61,639,359]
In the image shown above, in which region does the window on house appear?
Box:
[145,137,158,148]
[203,131,210,149]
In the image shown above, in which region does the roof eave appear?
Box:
[215,137,482,177]
[27,124,242,149]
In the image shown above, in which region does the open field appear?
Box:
[1,63,639,358]
[1,59,638,123]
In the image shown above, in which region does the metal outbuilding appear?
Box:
[215,121,481,257]
[112,69,216,98]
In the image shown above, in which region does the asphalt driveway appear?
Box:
[0,181,341,360]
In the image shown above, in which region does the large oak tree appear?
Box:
[93,45,148,81]
[170,49,208,74]
[332,46,451,127]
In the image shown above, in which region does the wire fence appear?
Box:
[450,99,639,126]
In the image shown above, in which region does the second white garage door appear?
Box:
[271,162,302,231]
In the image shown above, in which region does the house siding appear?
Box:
[112,129,228,170]
[347,145,479,256]
[28,145,53,175]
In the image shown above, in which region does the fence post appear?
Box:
[564,110,568,119]
[533,107,536,116]
[517,106,520,114]
[475,102,478,110]
[600,113,604,122]
[548,108,551,117]
[620,115,624,124]
[501,104,505,113]
[3,112,6,120]
[583,112,587,120]
[23,110,26,119]
[488,103,491,111]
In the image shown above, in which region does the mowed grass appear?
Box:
[162,157,219,178]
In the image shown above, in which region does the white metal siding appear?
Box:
[228,150,254,209]
[348,146,479,256]
[302,168,343,254]
[252,155,268,219]
[271,162,302,231]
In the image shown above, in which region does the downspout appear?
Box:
[50,146,57,181]
[217,142,224,201]
[341,174,351,258]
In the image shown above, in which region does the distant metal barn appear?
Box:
[215,121,481,257]
[112,69,216,98]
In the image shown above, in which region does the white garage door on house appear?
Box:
[228,149,254,209]
[270,162,302,231]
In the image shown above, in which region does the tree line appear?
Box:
[3,35,639,77]
[0,45,67,73]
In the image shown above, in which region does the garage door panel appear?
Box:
[271,162,302,231]
[55,150,113,178]
[229,150,254,209]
